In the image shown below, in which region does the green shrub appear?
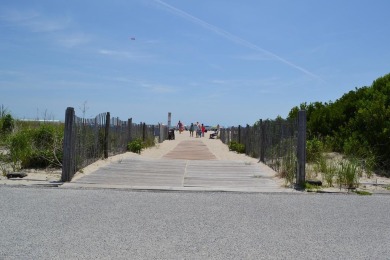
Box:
[228,141,236,151]
[337,160,360,189]
[5,123,64,170]
[228,141,245,154]
[323,160,338,187]
[306,138,323,163]
[30,124,63,168]
[8,130,32,171]
[128,139,143,154]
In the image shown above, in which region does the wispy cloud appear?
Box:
[1,8,90,48]
[98,49,155,61]
[1,9,71,32]
[56,33,91,48]
[153,0,319,79]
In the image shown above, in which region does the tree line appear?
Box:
[288,73,390,175]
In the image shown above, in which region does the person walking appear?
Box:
[196,122,202,138]
[193,123,199,138]
[201,123,206,137]
[189,123,194,137]
[177,120,184,134]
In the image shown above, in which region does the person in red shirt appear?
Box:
[177,120,184,134]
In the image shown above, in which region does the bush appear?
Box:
[128,139,143,154]
[4,123,64,170]
[8,130,32,171]
[306,138,323,163]
[228,141,245,154]
[323,160,338,187]
[337,160,360,189]
[29,124,63,168]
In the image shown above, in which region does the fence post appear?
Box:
[238,125,241,144]
[259,119,265,163]
[168,112,171,130]
[128,118,132,143]
[61,107,75,182]
[297,110,307,188]
[245,124,250,155]
[104,112,110,159]
[142,122,146,142]
[159,123,164,143]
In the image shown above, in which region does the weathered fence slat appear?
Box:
[297,110,307,188]
[104,112,110,159]
[61,107,75,182]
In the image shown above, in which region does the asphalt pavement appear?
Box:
[1,186,389,259]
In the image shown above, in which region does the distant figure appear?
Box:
[201,124,205,137]
[196,122,202,138]
[194,122,199,138]
[210,124,220,139]
[177,120,184,134]
[189,123,194,137]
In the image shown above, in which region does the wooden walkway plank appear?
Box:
[65,138,291,192]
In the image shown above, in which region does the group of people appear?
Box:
[190,122,206,138]
[176,121,206,138]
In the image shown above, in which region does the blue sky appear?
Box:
[1,0,389,126]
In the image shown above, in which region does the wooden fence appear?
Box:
[61,107,168,182]
[219,111,306,187]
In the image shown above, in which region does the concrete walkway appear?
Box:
[63,132,294,193]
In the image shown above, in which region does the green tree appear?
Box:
[288,73,390,173]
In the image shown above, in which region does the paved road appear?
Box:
[1,186,390,259]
